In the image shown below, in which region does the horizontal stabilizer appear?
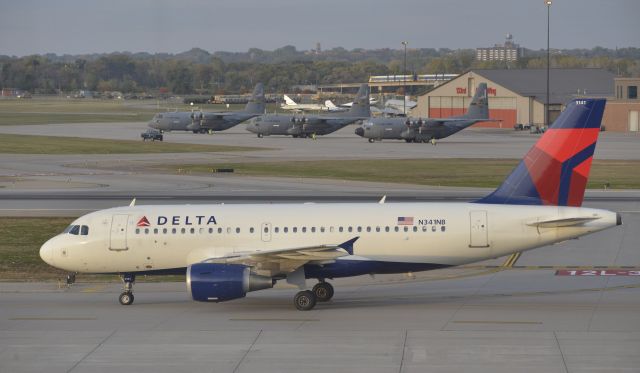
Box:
[527,216,600,228]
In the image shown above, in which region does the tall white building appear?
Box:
[476,34,524,62]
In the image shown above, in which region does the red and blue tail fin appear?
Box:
[477,98,606,207]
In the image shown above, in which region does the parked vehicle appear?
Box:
[141,129,163,141]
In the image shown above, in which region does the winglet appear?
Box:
[378,195,386,204]
[129,198,136,207]
[337,237,359,255]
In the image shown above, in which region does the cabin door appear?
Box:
[261,222,272,242]
[469,210,489,248]
[110,214,129,251]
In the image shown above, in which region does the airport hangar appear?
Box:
[412,68,640,133]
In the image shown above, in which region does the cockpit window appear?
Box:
[64,225,80,235]
[63,224,88,235]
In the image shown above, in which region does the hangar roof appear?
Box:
[471,68,614,104]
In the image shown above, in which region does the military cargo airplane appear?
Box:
[246,84,371,138]
[40,98,619,311]
[148,83,265,133]
[355,83,493,144]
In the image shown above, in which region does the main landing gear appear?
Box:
[293,281,334,311]
[118,273,135,305]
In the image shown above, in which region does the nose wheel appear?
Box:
[119,291,134,305]
[119,273,135,305]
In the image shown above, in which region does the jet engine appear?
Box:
[293,117,308,124]
[187,263,273,302]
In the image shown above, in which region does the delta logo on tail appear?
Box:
[479,99,606,207]
[137,216,151,227]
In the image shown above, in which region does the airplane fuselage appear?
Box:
[40,202,617,276]
[148,112,193,132]
[246,115,358,137]
[199,112,260,132]
[357,118,475,142]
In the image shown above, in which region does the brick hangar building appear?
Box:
[412,68,640,133]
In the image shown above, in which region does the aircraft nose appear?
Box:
[354,127,364,137]
[39,238,56,267]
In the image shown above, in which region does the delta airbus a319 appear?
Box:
[40,99,621,310]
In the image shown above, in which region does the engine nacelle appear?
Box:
[187,263,273,302]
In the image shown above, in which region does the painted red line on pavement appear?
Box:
[556,269,640,276]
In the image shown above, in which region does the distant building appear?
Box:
[476,34,524,62]
[414,68,615,129]
[601,77,640,132]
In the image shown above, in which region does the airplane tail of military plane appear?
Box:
[460,83,489,120]
[244,83,266,114]
[345,84,371,118]
[478,98,606,207]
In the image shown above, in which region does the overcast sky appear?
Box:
[1,0,638,56]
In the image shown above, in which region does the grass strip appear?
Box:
[0,133,264,154]
[170,159,640,189]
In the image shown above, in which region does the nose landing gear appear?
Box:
[118,273,135,305]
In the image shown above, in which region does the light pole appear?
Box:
[401,41,408,115]
[545,0,552,129]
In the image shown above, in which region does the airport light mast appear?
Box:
[545,0,552,130]
[402,41,408,115]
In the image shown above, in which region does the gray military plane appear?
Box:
[148,83,265,133]
[355,83,492,144]
[246,84,370,138]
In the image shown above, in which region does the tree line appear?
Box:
[1,46,638,95]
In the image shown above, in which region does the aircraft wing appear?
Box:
[201,237,359,276]
[419,118,501,128]
[306,116,368,124]
[203,112,234,119]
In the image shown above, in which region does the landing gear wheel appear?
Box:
[66,273,76,285]
[312,282,334,302]
[430,138,437,145]
[294,290,317,311]
[368,138,375,143]
[257,133,263,138]
[119,291,134,305]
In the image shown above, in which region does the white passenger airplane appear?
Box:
[280,95,326,111]
[40,99,620,310]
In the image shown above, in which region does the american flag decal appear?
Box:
[397,216,414,225]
